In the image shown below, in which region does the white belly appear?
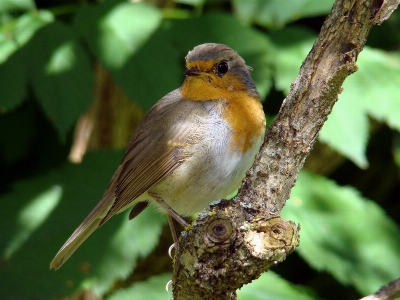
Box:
[149,123,264,216]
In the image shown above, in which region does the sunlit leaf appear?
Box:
[74,0,161,69]
[0,151,166,299]
[3,185,62,259]
[85,203,166,295]
[271,27,400,168]
[0,10,53,64]
[28,21,94,138]
[0,0,35,12]
[269,26,316,93]
[282,171,400,294]
[0,10,54,112]
[271,27,368,167]
[320,48,400,168]
[319,95,369,168]
[173,0,205,5]
[108,273,171,300]
[233,0,334,29]
[343,48,400,132]
[238,271,321,300]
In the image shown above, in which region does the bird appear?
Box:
[50,43,266,270]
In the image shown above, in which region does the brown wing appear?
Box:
[98,89,199,223]
[50,90,194,269]
[50,137,185,270]
[99,134,186,225]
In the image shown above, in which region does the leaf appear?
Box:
[3,185,62,259]
[270,27,369,167]
[108,273,172,300]
[319,95,369,168]
[0,11,54,112]
[0,150,166,299]
[0,50,28,112]
[238,271,321,300]
[27,21,94,138]
[0,10,53,64]
[343,48,400,132]
[74,0,161,69]
[89,206,166,295]
[112,13,274,109]
[109,272,319,300]
[233,0,334,29]
[173,0,205,6]
[282,171,400,294]
[111,26,183,110]
[271,28,400,168]
[269,26,316,93]
[320,48,400,168]
[0,0,35,12]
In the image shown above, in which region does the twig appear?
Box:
[360,277,400,300]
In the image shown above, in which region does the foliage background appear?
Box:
[0,0,400,299]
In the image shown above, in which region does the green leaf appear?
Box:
[88,206,166,295]
[343,48,400,132]
[112,13,274,109]
[3,185,62,259]
[173,0,205,6]
[0,151,166,299]
[12,10,53,45]
[0,10,53,64]
[319,95,369,168]
[0,11,53,112]
[270,26,316,93]
[27,21,94,138]
[0,49,28,112]
[238,271,321,300]
[282,171,400,295]
[108,273,172,300]
[271,29,400,168]
[233,0,334,29]
[74,0,161,69]
[0,0,35,12]
[320,48,400,168]
[111,25,183,110]
[0,30,15,65]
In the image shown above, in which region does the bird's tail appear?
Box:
[49,192,115,270]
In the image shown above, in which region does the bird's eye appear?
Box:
[216,61,229,75]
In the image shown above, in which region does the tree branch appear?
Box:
[172,0,400,299]
[360,277,400,300]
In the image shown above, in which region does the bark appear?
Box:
[360,277,400,300]
[172,0,400,299]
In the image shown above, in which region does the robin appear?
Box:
[50,43,266,270]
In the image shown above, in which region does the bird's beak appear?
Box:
[185,67,202,76]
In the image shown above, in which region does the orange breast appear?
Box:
[224,93,265,153]
[180,77,265,153]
